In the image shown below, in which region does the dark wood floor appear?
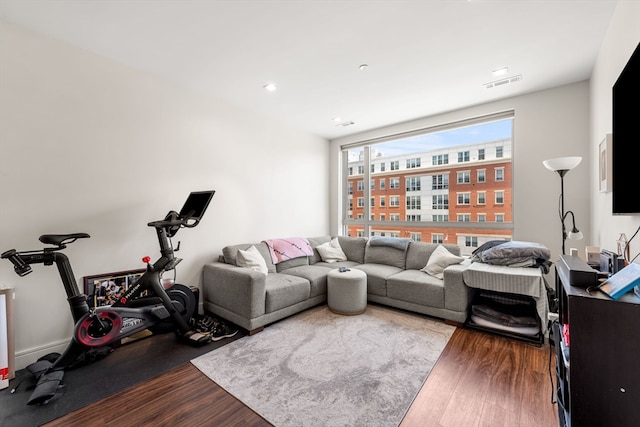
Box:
[45,327,558,427]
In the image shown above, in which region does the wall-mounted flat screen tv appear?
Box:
[612,42,640,215]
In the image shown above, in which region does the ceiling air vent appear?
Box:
[484,74,522,89]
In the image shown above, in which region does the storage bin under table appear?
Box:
[463,262,549,341]
[327,268,367,315]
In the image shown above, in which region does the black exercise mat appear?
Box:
[0,329,245,426]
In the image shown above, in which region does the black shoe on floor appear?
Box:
[211,323,238,341]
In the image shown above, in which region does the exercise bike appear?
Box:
[1,190,216,404]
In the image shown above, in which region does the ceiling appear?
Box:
[0,0,619,140]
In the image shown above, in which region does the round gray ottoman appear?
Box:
[327,268,367,315]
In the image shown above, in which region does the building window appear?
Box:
[432,154,449,165]
[477,169,486,183]
[457,214,471,222]
[390,160,399,170]
[432,214,449,222]
[406,176,421,191]
[390,214,400,221]
[389,178,400,189]
[477,192,486,205]
[406,158,421,168]
[390,196,400,207]
[406,196,421,210]
[380,178,386,190]
[478,213,486,222]
[457,171,471,184]
[380,163,386,172]
[495,167,504,182]
[370,179,375,190]
[458,151,470,162]
[358,165,364,174]
[410,232,422,241]
[495,191,504,204]
[432,194,449,210]
[357,197,364,207]
[407,214,422,221]
[432,174,449,190]
[457,192,471,205]
[432,234,444,244]
[478,148,485,160]
[496,214,505,223]
[357,180,364,191]
[370,197,375,207]
[348,182,353,195]
[380,196,386,207]
[465,236,478,248]
[371,164,375,173]
[496,146,504,158]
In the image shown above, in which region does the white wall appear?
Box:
[0,22,330,369]
[331,81,591,265]
[590,0,640,254]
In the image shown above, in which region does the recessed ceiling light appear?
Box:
[332,117,341,122]
[359,64,369,71]
[492,67,509,76]
[263,83,277,92]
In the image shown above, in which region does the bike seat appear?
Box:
[39,233,90,246]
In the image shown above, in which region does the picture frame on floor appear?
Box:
[84,269,145,307]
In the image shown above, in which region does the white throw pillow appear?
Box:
[316,237,347,263]
[421,244,464,279]
[237,245,268,275]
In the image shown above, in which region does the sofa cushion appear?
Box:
[386,270,445,308]
[265,274,310,313]
[282,265,334,297]
[405,242,461,270]
[422,244,464,279]
[237,245,269,275]
[275,256,309,272]
[365,242,407,269]
[223,242,276,273]
[353,264,403,296]
[337,236,367,263]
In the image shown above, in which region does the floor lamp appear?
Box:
[543,156,584,255]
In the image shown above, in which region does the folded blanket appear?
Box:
[368,236,411,251]
[471,240,552,273]
[264,238,313,264]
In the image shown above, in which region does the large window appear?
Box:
[342,113,513,254]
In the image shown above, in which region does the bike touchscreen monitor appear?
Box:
[179,190,215,221]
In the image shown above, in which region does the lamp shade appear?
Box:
[543,156,582,172]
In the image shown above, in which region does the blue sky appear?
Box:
[363,118,512,157]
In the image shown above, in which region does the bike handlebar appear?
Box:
[1,249,33,276]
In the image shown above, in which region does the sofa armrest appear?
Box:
[202,262,267,319]
[443,262,470,312]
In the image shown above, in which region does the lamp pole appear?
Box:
[558,170,568,255]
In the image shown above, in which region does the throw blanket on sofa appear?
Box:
[264,238,314,264]
[471,240,552,273]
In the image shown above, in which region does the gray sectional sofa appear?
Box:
[202,236,470,334]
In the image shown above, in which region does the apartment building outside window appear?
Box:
[457,171,471,184]
[458,151,470,162]
[342,113,513,254]
[406,176,421,191]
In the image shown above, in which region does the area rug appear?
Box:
[191,304,455,427]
